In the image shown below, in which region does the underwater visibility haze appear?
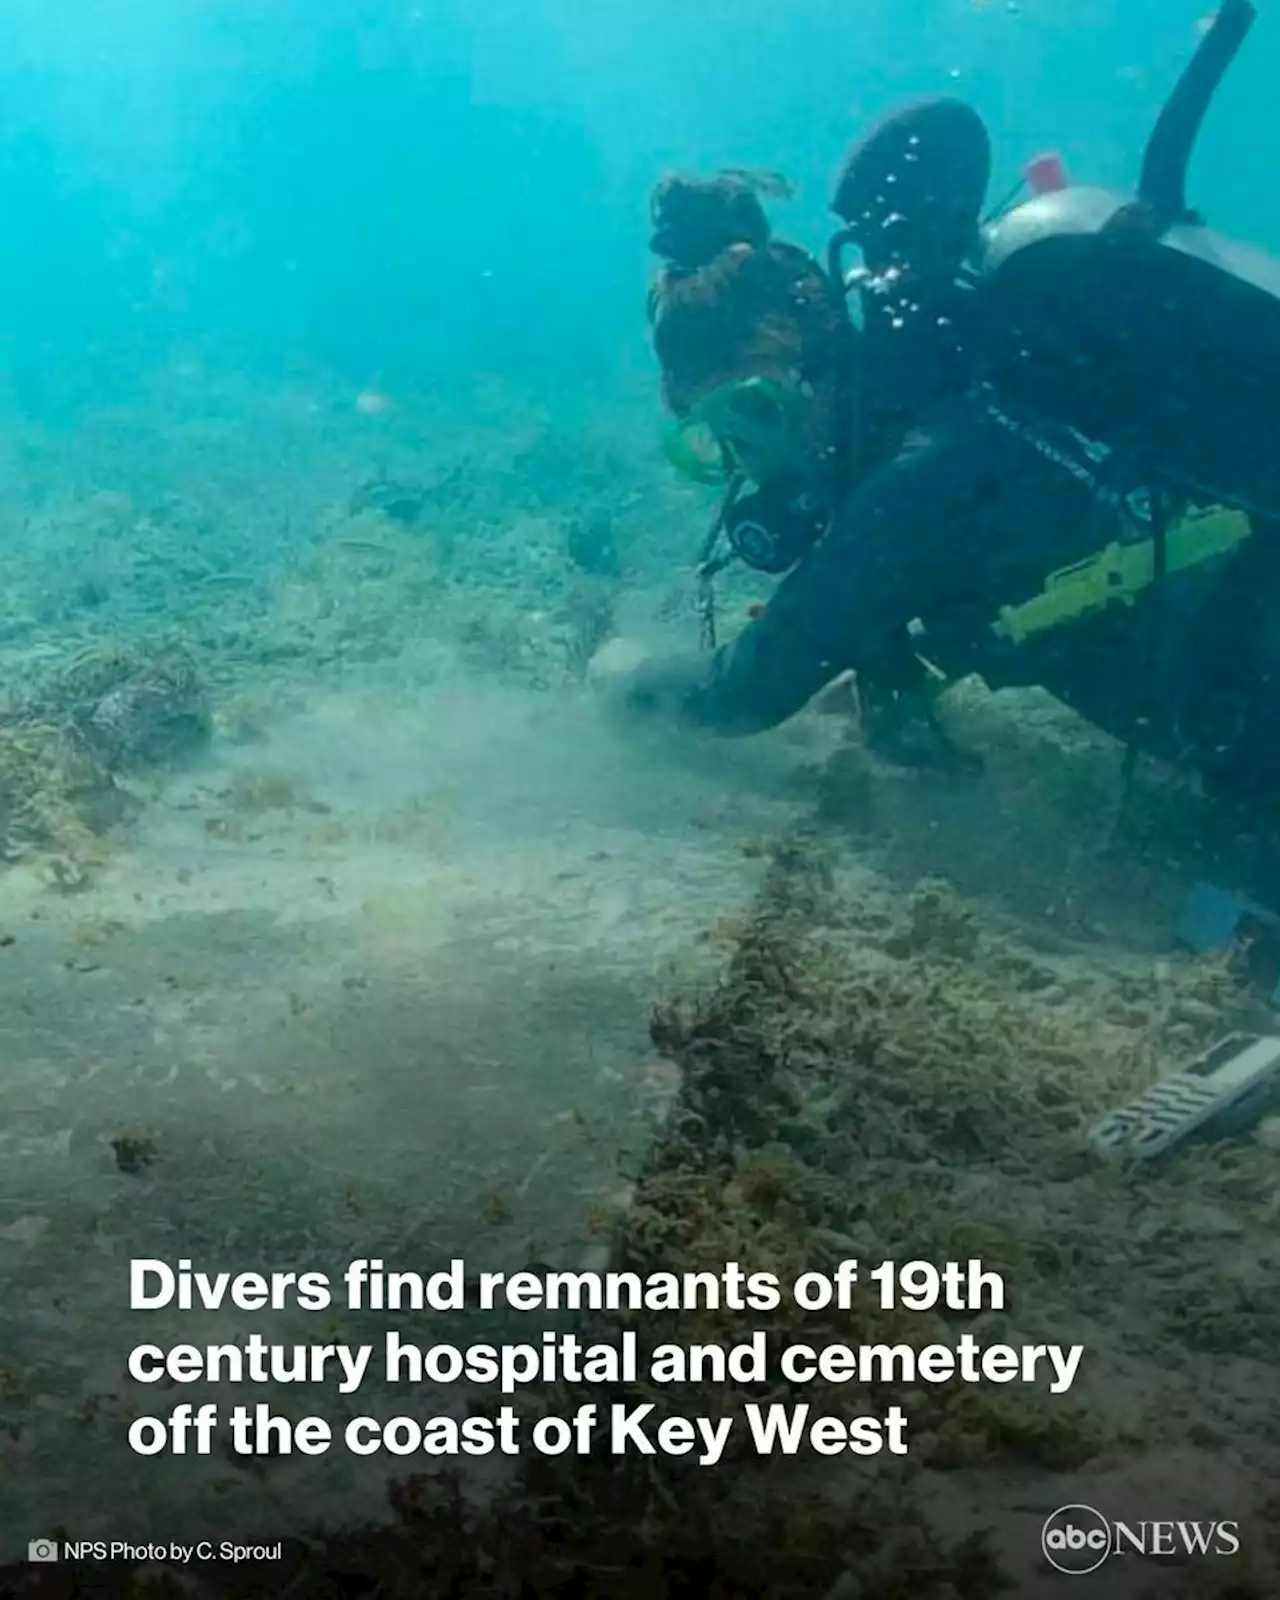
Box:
[1,1,1279,1595]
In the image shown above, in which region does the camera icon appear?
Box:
[27,1538,59,1563]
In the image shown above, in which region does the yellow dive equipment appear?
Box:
[991,507,1252,647]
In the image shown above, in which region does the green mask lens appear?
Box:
[663,415,732,484]
[664,377,809,485]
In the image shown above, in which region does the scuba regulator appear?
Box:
[724,479,830,575]
[693,474,832,650]
[665,374,837,647]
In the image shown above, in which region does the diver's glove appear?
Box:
[588,638,707,723]
[586,637,653,685]
[616,651,709,720]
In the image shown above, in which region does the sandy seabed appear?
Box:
[0,368,1277,1596]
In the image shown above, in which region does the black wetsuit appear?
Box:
[624,372,1280,809]
[627,390,1122,732]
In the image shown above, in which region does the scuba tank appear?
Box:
[977,0,1280,519]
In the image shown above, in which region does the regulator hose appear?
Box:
[1137,0,1256,227]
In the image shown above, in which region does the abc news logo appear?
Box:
[1042,1505,1240,1575]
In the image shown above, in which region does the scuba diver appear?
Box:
[608,0,1280,818]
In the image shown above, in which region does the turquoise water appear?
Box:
[3,2,1271,400]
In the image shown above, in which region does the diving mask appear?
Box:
[664,376,813,485]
